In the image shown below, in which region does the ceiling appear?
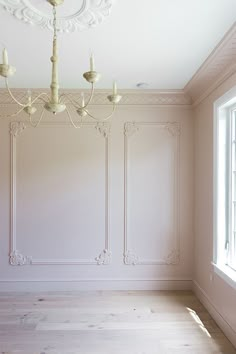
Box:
[0,0,236,90]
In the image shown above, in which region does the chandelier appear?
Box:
[0,0,122,128]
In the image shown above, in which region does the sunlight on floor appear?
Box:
[186,306,211,338]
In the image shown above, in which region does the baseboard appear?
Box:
[0,279,192,292]
[193,280,236,348]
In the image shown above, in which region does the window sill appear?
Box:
[212,262,236,290]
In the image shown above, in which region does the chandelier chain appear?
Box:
[53,6,57,41]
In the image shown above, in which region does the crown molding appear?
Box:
[0,0,113,33]
[184,22,236,106]
[0,89,192,106]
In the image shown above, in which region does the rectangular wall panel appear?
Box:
[124,122,180,265]
[10,122,111,265]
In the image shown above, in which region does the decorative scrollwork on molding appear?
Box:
[123,251,139,265]
[95,122,111,138]
[0,0,113,33]
[124,122,139,137]
[10,122,26,137]
[165,250,180,265]
[165,122,181,137]
[9,250,32,266]
[95,249,112,265]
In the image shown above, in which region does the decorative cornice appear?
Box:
[0,90,192,106]
[0,0,113,33]
[96,122,110,138]
[9,250,32,266]
[10,122,26,137]
[119,91,191,106]
[123,251,139,265]
[95,249,111,265]
[184,22,236,106]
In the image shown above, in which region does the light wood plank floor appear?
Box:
[0,291,235,354]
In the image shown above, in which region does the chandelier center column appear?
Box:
[44,2,66,114]
[51,6,59,104]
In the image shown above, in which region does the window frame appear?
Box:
[228,107,236,271]
[213,87,236,289]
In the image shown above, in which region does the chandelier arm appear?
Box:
[31,92,51,105]
[6,78,49,107]
[0,106,25,118]
[29,108,45,128]
[65,107,83,129]
[84,104,116,121]
[59,93,80,108]
[83,83,94,109]
[59,84,94,108]
[5,79,27,107]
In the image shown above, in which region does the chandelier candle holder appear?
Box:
[0,0,122,128]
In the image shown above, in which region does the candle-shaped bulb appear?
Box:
[2,48,8,65]
[81,92,85,107]
[113,81,117,95]
[90,54,94,72]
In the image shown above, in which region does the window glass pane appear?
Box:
[217,115,227,264]
[230,111,236,270]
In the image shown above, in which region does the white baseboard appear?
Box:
[0,279,192,292]
[193,280,236,348]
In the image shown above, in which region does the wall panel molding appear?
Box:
[9,122,26,137]
[95,249,112,265]
[9,250,32,266]
[165,249,180,265]
[9,122,111,266]
[124,122,180,266]
[123,250,139,265]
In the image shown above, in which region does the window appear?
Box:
[214,88,236,287]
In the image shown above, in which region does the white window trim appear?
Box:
[212,262,236,290]
[213,86,236,289]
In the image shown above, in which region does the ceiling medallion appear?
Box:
[0,0,114,33]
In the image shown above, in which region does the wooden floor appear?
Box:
[0,291,235,354]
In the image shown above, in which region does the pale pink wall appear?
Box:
[194,73,236,344]
[0,102,194,291]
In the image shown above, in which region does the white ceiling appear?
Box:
[0,0,236,90]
